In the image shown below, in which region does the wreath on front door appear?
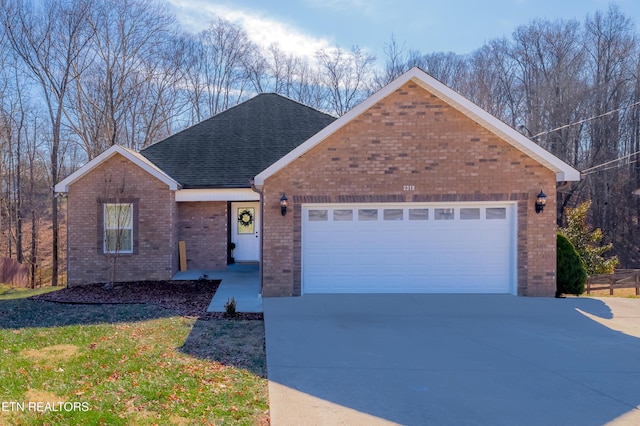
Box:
[238,209,254,227]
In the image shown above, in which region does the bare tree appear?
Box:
[0,39,49,287]
[373,35,410,90]
[409,51,468,93]
[24,112,47,288]
[65,0,180,158]
[4,68,26,264]
[245,43,328,111]
[253,43,298,96]
[289,58,328,112]
[581,5,637,264]
[510,18,587,161]
[100,172,133,289]
[122,33,190,150]
[316,45,376,116]
[1,0,95,286]
[466,38,523,126]
[183,18,258,123]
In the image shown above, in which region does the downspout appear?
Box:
[250,179,264,296]
[56,191,69,287]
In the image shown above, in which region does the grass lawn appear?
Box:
[0,289,268,425]
[0,284,62,300]
[586,287,640,298]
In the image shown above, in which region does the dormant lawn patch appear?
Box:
[0,284,268,425]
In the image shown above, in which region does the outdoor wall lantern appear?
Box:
[280,193,288,216]
[535,190,547,214]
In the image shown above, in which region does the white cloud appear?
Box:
[302,0,379,17]
[166,0,332,61]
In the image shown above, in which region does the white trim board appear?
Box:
[175,188,260,202]
[254,67,580,187]
[55,145,180,192]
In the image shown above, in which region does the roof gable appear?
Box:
[55,145,180,192]
[140,93,336,188]
[254,67,580,186]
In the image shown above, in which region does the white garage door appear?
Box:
[302,203,516,294]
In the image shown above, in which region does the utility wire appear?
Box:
[526,100,640,175]
[583,159,640,175]
[532,100,640,139]
[581,150,640,175]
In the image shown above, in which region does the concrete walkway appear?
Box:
[264,294,640,426]
[173,263,262,313]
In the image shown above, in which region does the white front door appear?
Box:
[231,202,260,262]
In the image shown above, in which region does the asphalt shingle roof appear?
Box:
[140,93,336,188]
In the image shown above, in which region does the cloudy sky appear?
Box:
[165,0,640,61]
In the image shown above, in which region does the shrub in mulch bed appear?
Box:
[201,312,264,320]
[30,280,263,320]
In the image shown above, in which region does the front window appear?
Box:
[104,203,133,253]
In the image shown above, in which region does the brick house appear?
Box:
[55,67,580,296]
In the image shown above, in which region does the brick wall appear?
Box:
[177,202,227,270]
[66,154,178,285]
[262,81,557,297]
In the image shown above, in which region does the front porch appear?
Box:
[173,262,262,313]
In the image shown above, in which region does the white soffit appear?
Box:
[175,188,260,202]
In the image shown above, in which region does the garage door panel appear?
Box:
[305,249,331,259]
[429,252,457,267]
[332,253,360,265]
[384,253,408,266]
[303,204,515,294]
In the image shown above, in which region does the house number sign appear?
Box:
[403,185,415,191]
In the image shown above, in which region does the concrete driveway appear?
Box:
[263,294,640,426]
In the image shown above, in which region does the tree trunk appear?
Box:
[51,134,59,287]
[30,210,37,289]
[15,123,22,264]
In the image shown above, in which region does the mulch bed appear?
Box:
[30,280,263,320]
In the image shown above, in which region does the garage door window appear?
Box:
[383,209,403,221]
[409,209,429,220]
[358,209,378,221]
[308,210,328,221]
[487,207,507,220]
[333,209,353,221]
[309,206,508,222]
[434,208,455,220]
[460,208,481,220]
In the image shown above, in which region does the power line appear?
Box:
[526,100,640,176]
[584,158,640,175]
[581,150,640,175]
[532,100,640,139]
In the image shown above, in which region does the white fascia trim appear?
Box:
[407,71,581,182]
[254,67,580,185]
[175,188,260,202]
[54,145,180,192]
[253,79,398,187]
